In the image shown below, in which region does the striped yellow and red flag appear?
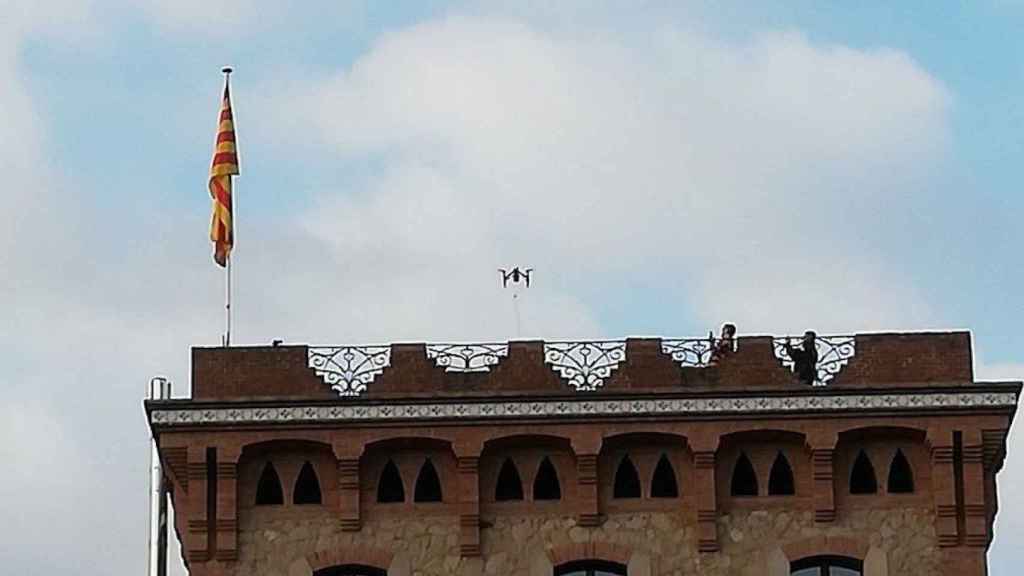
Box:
[209,73,239,267]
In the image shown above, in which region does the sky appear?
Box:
[1,1,1022,573]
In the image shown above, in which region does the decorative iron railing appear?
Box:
[543,340,628,391]
[306,335,857,397]
[426,343,509,373]
[772,335,856,386]
[307,346,392,397]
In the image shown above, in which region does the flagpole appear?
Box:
[222,66,233,348]
[225,254,232,347]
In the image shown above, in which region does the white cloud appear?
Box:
[257,15,950,336]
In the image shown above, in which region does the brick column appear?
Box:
[692,448,718,553]
[331,440,363,532]
[337,458,361,531]
[808,432,837,523]
[214,446,241,562]
[576,453,601,527]
[928,429,958,547]
[457,456,481,556]
[689,432,719,553]
[962,429,988,548]
[184,445,210,564]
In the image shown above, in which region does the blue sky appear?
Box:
[1,1,1022,574]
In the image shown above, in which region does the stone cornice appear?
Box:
[148,388,1019,429]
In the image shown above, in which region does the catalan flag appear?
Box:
[209,73,239,267]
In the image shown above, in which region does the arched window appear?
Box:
[377,459,405,503]
[886,449,914,494]
[650,454,679,498]
[533,457,562,500]
[314,564,388,576]
[849,450,878,495]
[613,455,641,499]
[768,451,795,496]
[255,462,284,505]
[555,560,628,575]
[730,452,758,496]
[495,458,524,501]
[791,555,863,576]
[293,461,322,505]
[414,458,443,502]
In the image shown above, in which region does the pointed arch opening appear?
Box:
[650,454,679,498]
[293,461,322,504]
[532,456,562,500]
[768,451,795,496]
[255,462,284,505]
[613,455,641,499]
[495,458,524,501]
[850,450,878,494]
[887,449,915,494]
[413,458,443,502]
[730,452,759,496]
[377,459,405,503]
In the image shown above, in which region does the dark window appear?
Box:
[533,457,562,500]
[650,454,679,498]
[495,458,524,501]
[613,455,641,499]
[887,449,914,494]
[790,555,863,576]
[293,461,323,505]
[414,458,443,502]
[555,560,628,575]
[314,564,388,576]
[768,451,795,496]
[255,462,284,505]
[377,459,405,503]
[850,450,878,494]
[730,452,759,496]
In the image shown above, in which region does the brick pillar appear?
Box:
[330,439,363,532]
[214,446,240,562]
[576,453,601,527]
[928,429,958,547]
[962,429,988,548]
[337,458,361,531]
[184,445,210,564]
[692,447,718,553]
[457,456,481,556]
[808,432,837,523]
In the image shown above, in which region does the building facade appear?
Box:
[145,331,1019,576]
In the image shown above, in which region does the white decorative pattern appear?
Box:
[307,346,391,396]
[149,391,1019,427]
[774,336,856,386]
[544,341,627,391]
[426,343,509,372]
[661,338,716,367]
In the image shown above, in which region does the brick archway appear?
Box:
[547,542,633,567]
[306,545,393,574]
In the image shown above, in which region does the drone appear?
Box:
[499,267,533,288]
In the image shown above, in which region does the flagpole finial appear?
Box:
[221,66,233,75]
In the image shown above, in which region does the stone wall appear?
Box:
[232,506,937,576]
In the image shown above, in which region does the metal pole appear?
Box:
[148,378,171,576]
[225,254,232,347]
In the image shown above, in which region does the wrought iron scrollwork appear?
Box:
[426,343,509,372]
[661,338,716,367]
[544,341,627,391]
[307,346,392,397]
[773,336,856,386]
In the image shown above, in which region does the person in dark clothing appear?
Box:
[785,331,818,385]
[709,323,737,365]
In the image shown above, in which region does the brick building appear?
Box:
[145,331,1019,576]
